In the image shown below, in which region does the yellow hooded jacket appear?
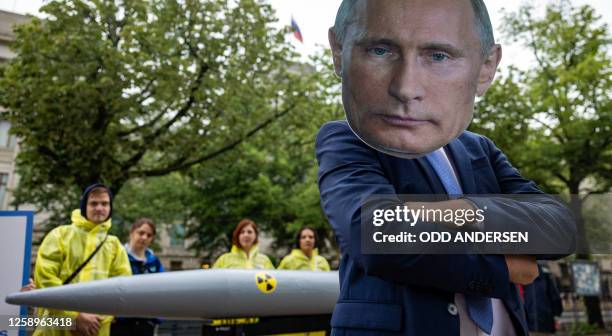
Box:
[277,248,331,271]
[212,245,274,269]
[33,209,131,336]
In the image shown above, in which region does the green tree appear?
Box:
[110,172,196,242]
[0,0,321,227]
[113,112,340,263]
[470,0,611,327]
[113,50,342,262]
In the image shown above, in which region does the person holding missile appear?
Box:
[278,226,331,271]
[213,219,274,269]
[33,183,131,336]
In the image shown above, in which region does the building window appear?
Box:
[170,223,185,247]
[0,121,16,150]
[170,260,183,271]
[0,173,8,209]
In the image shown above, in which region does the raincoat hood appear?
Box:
[71,209,112,233]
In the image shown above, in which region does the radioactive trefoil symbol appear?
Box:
[255,272,277,294]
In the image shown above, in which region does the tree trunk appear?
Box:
[569,185,604,328]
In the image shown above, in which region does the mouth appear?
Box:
[376,114,430,127]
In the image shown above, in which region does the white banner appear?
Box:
[0,212,33,336]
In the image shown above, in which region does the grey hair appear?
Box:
[332,0,496,57]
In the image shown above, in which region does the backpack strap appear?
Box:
[63,234,108,285]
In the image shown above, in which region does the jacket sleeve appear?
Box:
[318,256,331,271]
[277,256,290,270]
[34,228,65,289]
[109,237,132,277]
[34,228,80,319]
[157,257,165,272]
[316,121,511,298]
[464,136,576,258]
[262,255,275,270]
[212,253,227,269]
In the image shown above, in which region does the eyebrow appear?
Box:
[420,42,465,57]
[354,37,396,47]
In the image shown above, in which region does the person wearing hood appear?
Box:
[213,219,274,270]
[33,183,131,336]
[111,218,163,336]
[278,227,331,271]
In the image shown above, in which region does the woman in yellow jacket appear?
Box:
[278,227,330,271]
[213,219,274,269]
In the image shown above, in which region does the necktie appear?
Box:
[426,148,493,334]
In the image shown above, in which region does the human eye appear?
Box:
[366,45,392,58]
[430,52,450,62]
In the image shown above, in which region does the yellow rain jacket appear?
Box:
[33,209,131,336]
[277,248,331,271]
[212,245,274,269]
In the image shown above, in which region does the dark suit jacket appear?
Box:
[524,265,563,333]
[316,120,575,335]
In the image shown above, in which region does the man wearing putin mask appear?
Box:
[316,0,576,335]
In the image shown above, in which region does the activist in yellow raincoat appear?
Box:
[212,219,274,270]
[213,244,274,269]
[278,248,330,271]
[34,184,131,336]
[278,227,330,271]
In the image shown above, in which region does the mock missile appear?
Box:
[5,269,339,319]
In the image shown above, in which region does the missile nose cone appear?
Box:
[5,292,22,304]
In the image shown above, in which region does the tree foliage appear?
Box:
[0,0,324,227]
[114,51,343,261]
[472,0,611,195]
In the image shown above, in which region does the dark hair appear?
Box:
[232,219,258,248]
[130,217,156,236]
[294,226,318,249]
[332,0,495,57]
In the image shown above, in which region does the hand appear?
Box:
[505,255,538,285]
[75,313,101,336]
[20,278,35,292]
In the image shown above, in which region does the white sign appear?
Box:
[0,212,33,336]
[572,260,601,297]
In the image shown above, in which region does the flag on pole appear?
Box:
[291,16,303,43]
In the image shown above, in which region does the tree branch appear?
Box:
[119,61,208,170]
[117,102,168,138]
[553,171,570,184]
[136,78,157,105]
[133,102,297,177]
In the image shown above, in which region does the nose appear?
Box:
[388,56,424,103]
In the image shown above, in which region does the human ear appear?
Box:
[476,44,502,96]
[328,28,343,78]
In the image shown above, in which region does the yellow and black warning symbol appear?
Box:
[255,272,277,294]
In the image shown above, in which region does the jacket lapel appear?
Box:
[415,156,447,194]
[446,138,477,194]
